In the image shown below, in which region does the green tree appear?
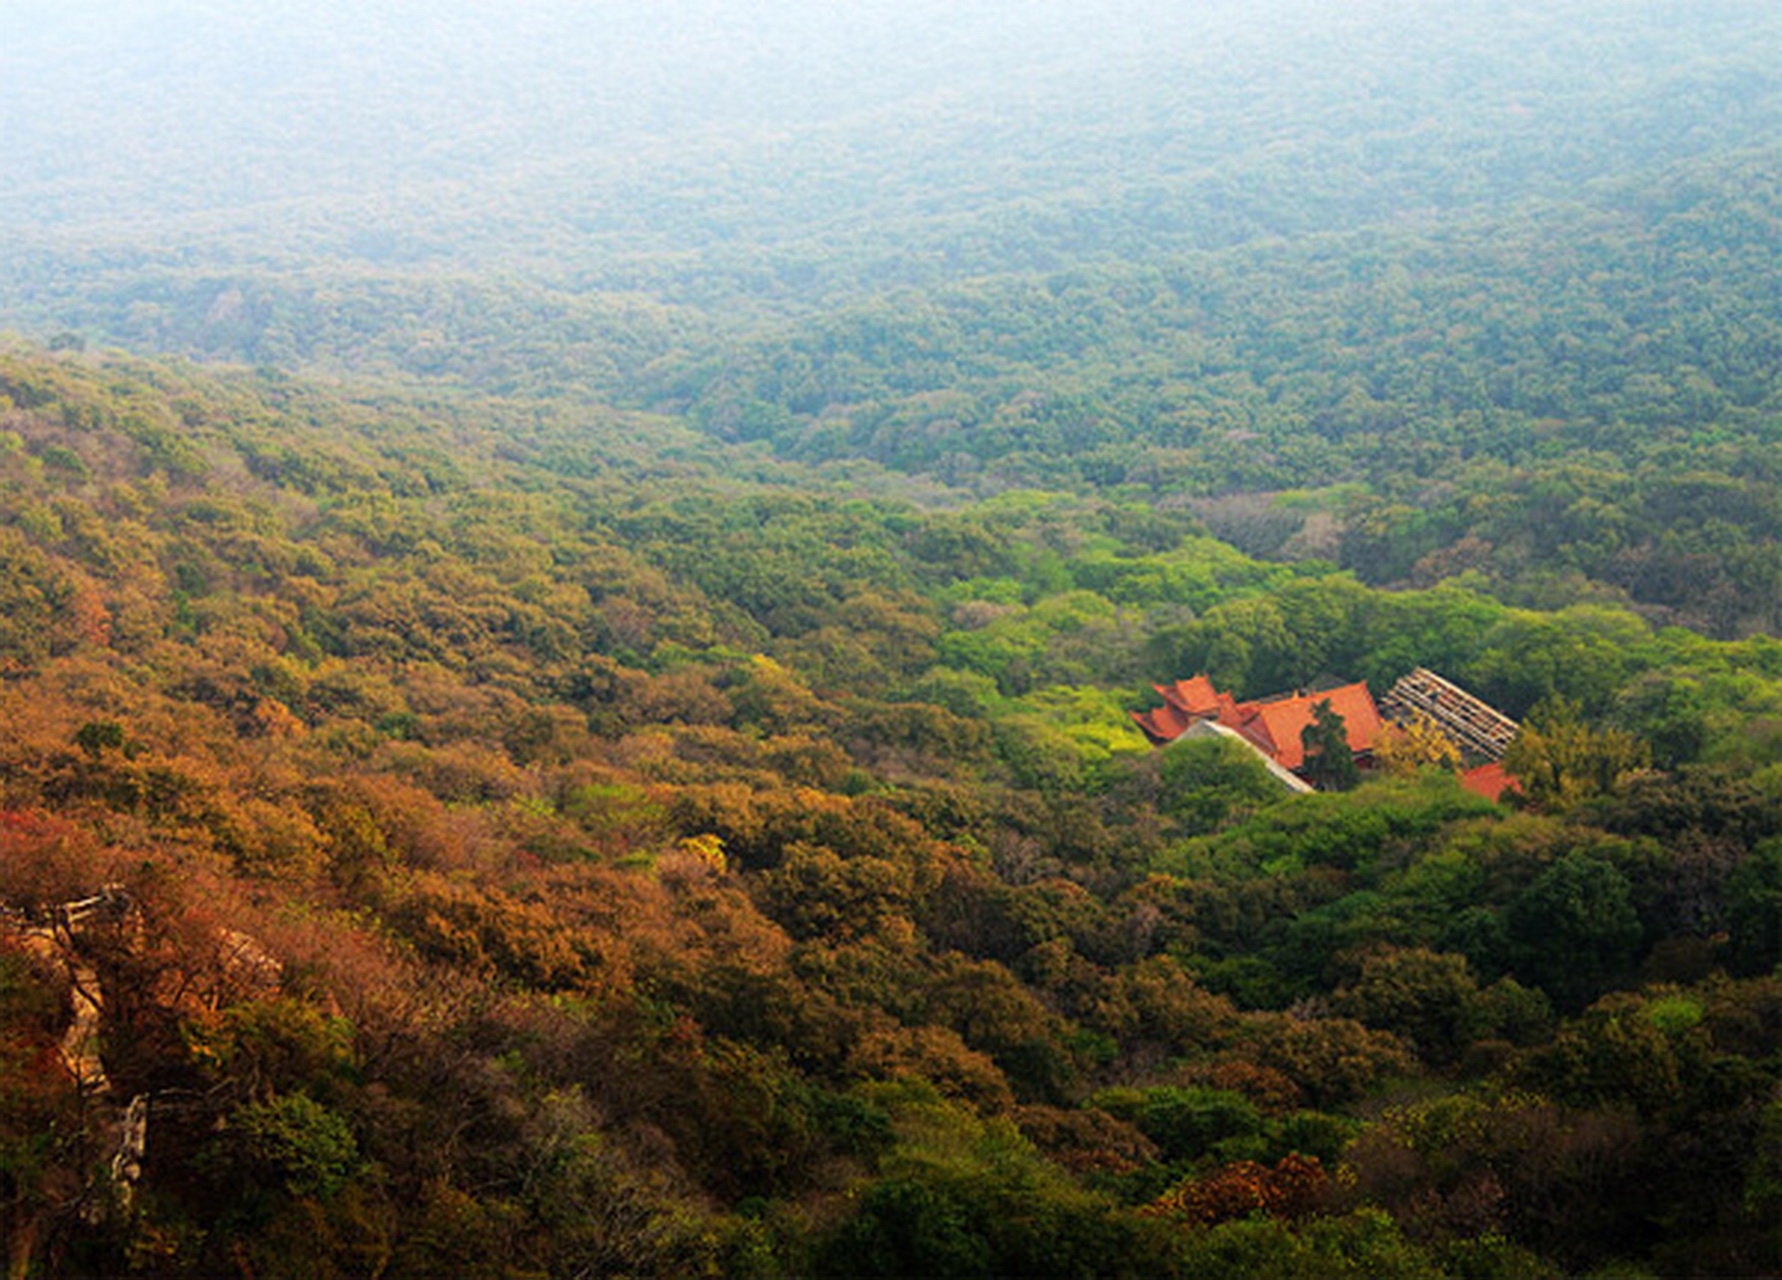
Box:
[214,1093,362,1200]
[1157,734,1286,833]
[1505,851,1644,1010]
[1301,699,1359,792]
[1332,947,1485,1064]
[1725,838,1782,976]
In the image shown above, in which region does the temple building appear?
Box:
[1133,668,1517,800]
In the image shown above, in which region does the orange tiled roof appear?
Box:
[1460,762,1518,803]
[1229,682,1383,771]
[1156,675,1222,717]
[1134,675,1383,772]
[1132,702,1194,745]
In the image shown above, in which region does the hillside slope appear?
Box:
[0,350,1777,1275]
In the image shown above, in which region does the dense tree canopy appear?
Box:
[0,2,1779,1271]
[0,350,1776,1275]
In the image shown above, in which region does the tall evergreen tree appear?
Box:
[1301,699,1360,791]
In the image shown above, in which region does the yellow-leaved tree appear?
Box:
[1373,711,1464,776]
[1503,696,1651,807]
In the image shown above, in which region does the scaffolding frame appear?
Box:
[1380,667,1518,761]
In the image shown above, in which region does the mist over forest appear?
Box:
[8,2,1777,298]
[3,3,1782,1277]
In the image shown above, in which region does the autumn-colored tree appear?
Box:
[0,938,93,1280]
[1142,1152,1328,1226]
[0,341,1779,1277]
[1373,711,1464,776]
[1342,1090,1643,1264]
[1239,1013,1416,1108]
[1503,696,1651,807]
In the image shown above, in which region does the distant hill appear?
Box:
[4,0,1777,360]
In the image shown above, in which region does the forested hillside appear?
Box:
[8,2,1781,641]
[1,348,1779,1276]
[3,0,1782,1275]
